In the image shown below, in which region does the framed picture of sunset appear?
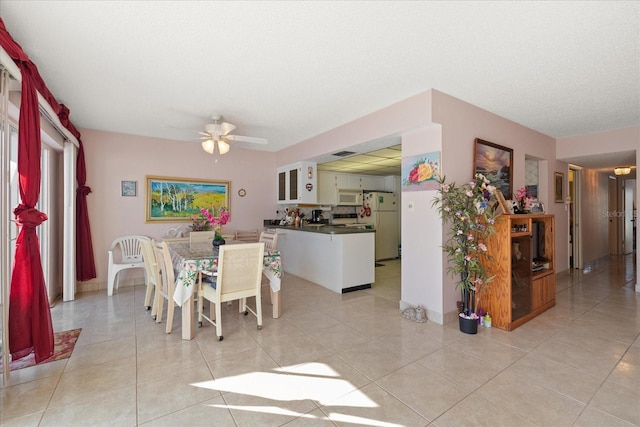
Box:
[473,138,513,198]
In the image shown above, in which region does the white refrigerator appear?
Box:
[361,192,399,261]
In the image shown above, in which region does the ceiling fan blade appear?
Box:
[224,134,268,145]
[205,122,236,136]
[198,131,210,137]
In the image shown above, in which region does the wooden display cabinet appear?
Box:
[480,214,555,331]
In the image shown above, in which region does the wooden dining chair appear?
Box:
[154,240,178,334]
[258,231,278,250]
[234,229,259,243]
[189,231,217,245]
[140,237,160,315]
[197,242,265,341]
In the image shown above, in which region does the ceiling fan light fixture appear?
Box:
[614,167,631,176]
[201,139,215,154]
[217,139,230,155]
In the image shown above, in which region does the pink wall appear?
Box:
[81,129,277,286]
[276,89,567,323]
[432,90,569,317]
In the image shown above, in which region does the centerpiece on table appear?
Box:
[432,173,499,334]
[191,207,230,246]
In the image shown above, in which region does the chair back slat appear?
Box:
[259,231,278,250]
[234,229,259,243]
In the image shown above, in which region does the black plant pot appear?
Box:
[212,239,226,247]
[459,316,478,334]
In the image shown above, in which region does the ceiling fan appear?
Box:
[199,115,268,155]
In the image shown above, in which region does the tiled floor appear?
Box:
[1,255,638,426]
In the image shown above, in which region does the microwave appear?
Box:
[336,189,364,206]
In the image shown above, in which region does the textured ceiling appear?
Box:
[0,1,638,168]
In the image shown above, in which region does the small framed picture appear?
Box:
[121,180,137,197]
[554,172,564,203]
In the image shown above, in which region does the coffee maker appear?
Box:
[311,209,324,223]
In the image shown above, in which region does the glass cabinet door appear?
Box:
[511,235,532,321]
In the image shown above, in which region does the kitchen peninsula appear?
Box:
[268,223,375,293]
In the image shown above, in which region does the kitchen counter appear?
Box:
[266,223,375,235]
[269,225,375,293]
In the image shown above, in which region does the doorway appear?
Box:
[569,166,583,269]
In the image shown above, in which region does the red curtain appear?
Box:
[58,105,96,281]
[0,19,96,361]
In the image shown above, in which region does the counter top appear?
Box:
[266,224,375,235]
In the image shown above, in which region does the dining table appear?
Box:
[168,240,282,340]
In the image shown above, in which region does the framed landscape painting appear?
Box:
[473,138,513,198]
[145,176,230,222]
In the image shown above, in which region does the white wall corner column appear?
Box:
[63,141,77,301]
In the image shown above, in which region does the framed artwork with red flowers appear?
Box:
[401,151,441,191]
[145,175,230,222]
[473,138,513,198]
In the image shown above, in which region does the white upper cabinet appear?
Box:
[318,171,390,205]
[277,161,317,204]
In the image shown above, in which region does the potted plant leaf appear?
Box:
[432,173,499,334]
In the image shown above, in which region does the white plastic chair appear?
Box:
[197,242,265,341]
[107,235,147,296]
[154,240,177,334]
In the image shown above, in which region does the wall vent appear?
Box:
[332,150,357,157]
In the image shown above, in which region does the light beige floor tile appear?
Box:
[507,353,603,403]
[447,334,527,370]
[415,346,501,392]
[320,382,428,427]
[376,362,467,421]
[207,347,279,379]
[335,339,417,381]
[196,323,263,362]
[432,393,536,427]
[139,395,236,426]
[276,354,372,405]
[280,408,339,426]
[588,380,640,425]
[40,385,137,427]
[304,323,370,353]
[607,346,640,390]
[221,390,319,426]
[573,406,637,427]
[48,356,137,408]
[480,370,585,426]
[531,337,622,379]
[0,376,58,423]
[0,358,66,388]
[136,340,205,382]
[261,333,334,367]
[64,334,136,372]
[574,406,636,427]
[137,363,219,424]
[0,411,43,427]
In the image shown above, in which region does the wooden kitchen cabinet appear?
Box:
[481,214,555,331]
